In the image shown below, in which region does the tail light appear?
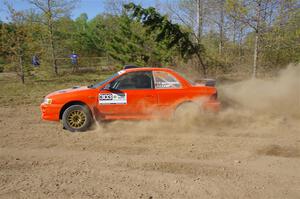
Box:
[210,92,218,100]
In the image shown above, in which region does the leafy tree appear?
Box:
[88,15,111,56]
[124,3,208,76]
[89,14,174,67]
[106,16,147,65]
[262,7,300,68]
[28,0,78,74]
[2,6,33,83]
[0,20,6,71]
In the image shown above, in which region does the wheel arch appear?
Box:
[174,100,195,110]
[59,101,92,120]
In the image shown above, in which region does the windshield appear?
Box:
[89,73,119,88]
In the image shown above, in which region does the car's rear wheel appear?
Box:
[62,105,92,132]
[174,102,201,121]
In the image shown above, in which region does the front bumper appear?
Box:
[40,103,62,121]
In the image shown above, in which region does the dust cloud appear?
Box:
[221,64,300,119]
[93,65,300,135]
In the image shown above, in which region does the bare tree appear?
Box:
[218,0,225,55]
[226,0,277,78]
[164,0,209,74]
[165,0,208,42]
[104,0,130,15]
[28,0,77,75]
[204,0,226,55]
[196,0,204,41]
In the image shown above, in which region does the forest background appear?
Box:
[0,0,299,84]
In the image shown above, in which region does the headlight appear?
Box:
[43,98,52,104]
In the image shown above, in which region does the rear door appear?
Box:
[97,71,158,119]
[153,71,188,117]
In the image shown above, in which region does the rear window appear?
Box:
[177,72,195,85]
[153,71,181,89]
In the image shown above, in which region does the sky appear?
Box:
[0,0,165,21]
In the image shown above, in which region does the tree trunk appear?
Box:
[253,31,259,78]
[196,52,207,77]
[196,0,205,76]
[19,54,25,84]
[47,0,58,75]
[218,0,225,56]
[238,27,243,61]
[252,1,261,78]
[218,30,223,56]
[49,31,58,74]
[218,26,223,56]
[196,0,203,42]
[233,19,237,44]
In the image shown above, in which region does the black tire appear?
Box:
[173,102,200,121]
[62,105,92,132]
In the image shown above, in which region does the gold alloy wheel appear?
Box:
[67,110,86,129]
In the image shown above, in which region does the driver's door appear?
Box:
[97,71,157,120]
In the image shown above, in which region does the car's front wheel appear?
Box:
[62,105,92,132]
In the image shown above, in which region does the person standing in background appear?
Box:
[70,51,78,72]
[32,54,40,67]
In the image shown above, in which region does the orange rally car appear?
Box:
[40,66,220,132]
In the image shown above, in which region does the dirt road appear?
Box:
[1,105,299,199]
[0,66,299,198]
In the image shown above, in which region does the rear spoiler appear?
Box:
[194,79,216,87]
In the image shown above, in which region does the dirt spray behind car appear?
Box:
[91,64,300,137]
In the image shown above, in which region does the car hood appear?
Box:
[46,86,92,98]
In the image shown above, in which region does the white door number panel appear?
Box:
[99,93,127,104]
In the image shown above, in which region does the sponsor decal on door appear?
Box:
[99,93,127,104]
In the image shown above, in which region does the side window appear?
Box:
[110,71,153,90]
[153,71,181,89]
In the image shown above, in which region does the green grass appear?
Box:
[0,71,115,106]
